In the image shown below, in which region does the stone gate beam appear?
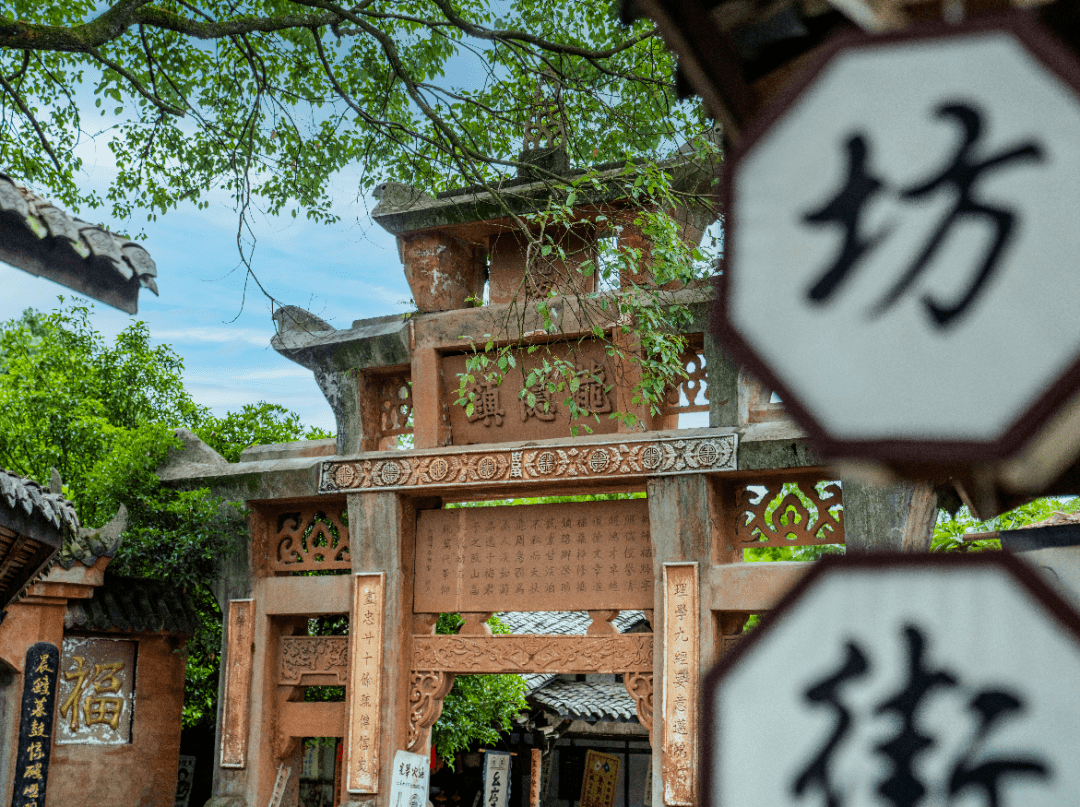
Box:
[344,491,416,807]
[841,476,938,552]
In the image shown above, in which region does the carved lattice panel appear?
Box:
[736,481,843,548]
[377,373,413,437]
[270,505,350,573]
[659,345,708,417]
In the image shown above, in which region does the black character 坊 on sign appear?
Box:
[803,101,1044,329]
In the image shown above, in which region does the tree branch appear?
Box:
[88,46,185,116]
[0,72,63,173]
[0,3,346,51]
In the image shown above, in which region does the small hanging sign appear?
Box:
[482,751,512,807]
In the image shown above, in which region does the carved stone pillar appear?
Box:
[344,491,416,807]
[648,474,724,807]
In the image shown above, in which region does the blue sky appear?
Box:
[0,153,413,434]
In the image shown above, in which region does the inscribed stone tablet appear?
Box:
[414,499,653,613]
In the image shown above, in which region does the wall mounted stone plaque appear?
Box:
[414,499,652,613]
[444,340,622,445]
[56,637,136,745]
[12,642,58,807]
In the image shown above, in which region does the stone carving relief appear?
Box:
[270,506,350,573]
[737,480,843,548]
[320,434,736,494]
[444,340,619,444]
[406,671,456,751]
[279,636,349,686]
[624,672,653,731]
[410,635,653,674]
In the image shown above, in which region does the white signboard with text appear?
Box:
[717,17,1080,475]
[389,750,429,807]
[704,553,1080,806]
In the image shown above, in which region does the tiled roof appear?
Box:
[55,505,126,570]
[0,172,158,314]
[530,679,638,723]
[499,610,647,636]
[0,470,80,607]
[0,469,79,537]
[65,575,200,635]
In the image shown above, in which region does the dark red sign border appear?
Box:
[713,13,1080,466]
[699,551,1080,807]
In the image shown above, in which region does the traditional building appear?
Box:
[0,505,198,807]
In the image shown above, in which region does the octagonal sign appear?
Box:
[703,552,1080,807]
[716,15,1080,466]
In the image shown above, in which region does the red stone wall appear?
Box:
[47,635,186,807]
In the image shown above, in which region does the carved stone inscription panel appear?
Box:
[443,340,620,445]
[662,563,698,807]
[345,573,384,794]
[414,499,653,613]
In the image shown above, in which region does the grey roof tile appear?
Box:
[65,574,200,635]
[0,173,158,314]
[499,610,646,636]
[530,679,637,723]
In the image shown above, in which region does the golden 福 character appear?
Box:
[83,662,125,730]
[59,656,91,731]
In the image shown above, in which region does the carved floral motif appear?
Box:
[624,672,654,731]
[320,434,736,493]
[660,348,709,416]
[271,506,350,572]
[406,671,456,751]
[279,636,349,686]
[410,635,653,673]
[737,480,844,548]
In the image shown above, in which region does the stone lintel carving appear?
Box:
[320,433,737,493]
[406,671,456,751]
[279,636,349,686]
[624,672,653,732]
[410,634,653,674]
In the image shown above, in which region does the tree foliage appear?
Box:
[0,302,328,726]
[0,0,699,226]
[0,1,718,433]
[433,612,529,768]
